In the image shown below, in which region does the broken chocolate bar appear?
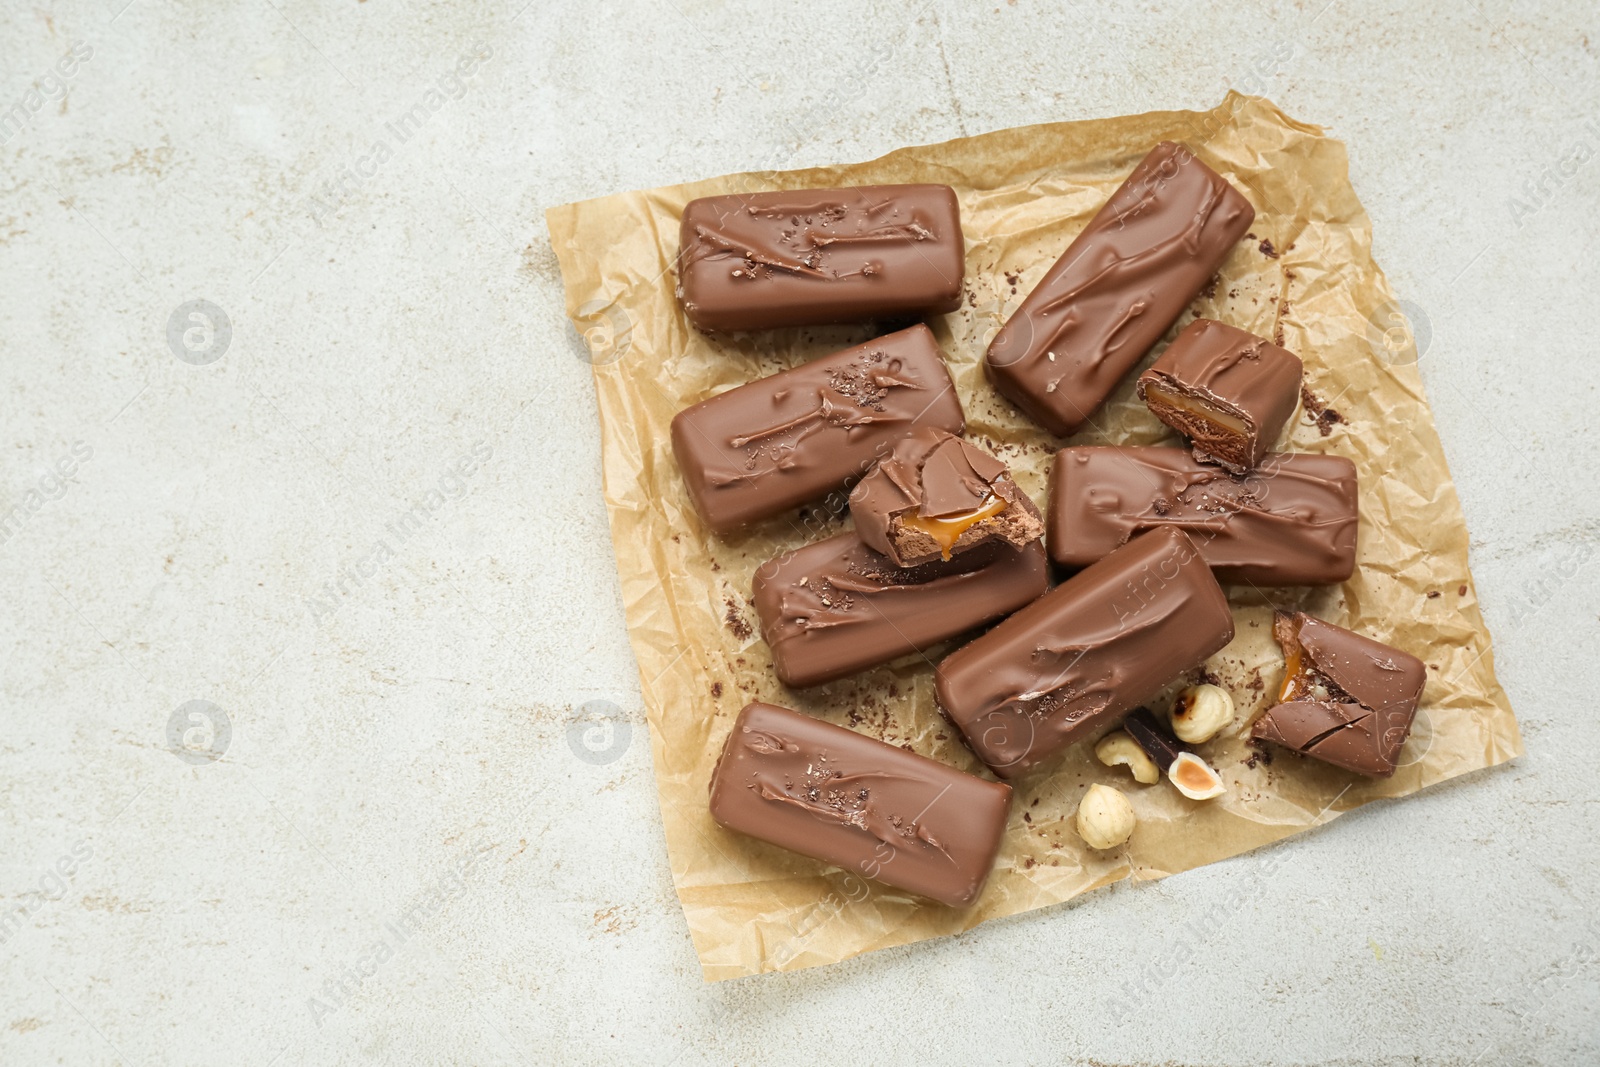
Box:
[708,701,1011,908]
[1137,319,1304,473]
[753,533,1048,689]
[676,185,965,332]
[671,324,964,534]
[1047,446,1358,586]
[848,427,1044,567]
[985,143,1255,436]
[1251,611,1426,778]
[935,527,1235,779]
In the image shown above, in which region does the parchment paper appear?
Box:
[547,94,1523,982]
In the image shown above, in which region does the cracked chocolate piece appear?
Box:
[1251,611,1426,778]
[676,185,965,332]
[935,527,1235,779]
[1047,446,1358,586]
[1137,319,1304,473]
[753,533,1047,689]
[984,143,1255,436]
[670,324,964,534]
[848,427,1045,567]
[709,701,1012,908]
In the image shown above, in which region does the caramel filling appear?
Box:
[1278,645,1305,702]
[898,494,1009,560]
[1144,383,1250,437]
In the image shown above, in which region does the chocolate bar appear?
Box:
[753,533,1048,689]
[671,324,963,534]
[848,427,1044,567]
[935,527,1234,778]
[676,185,965,332]
[985,143,1255,436]
[1047,446,1358,586]
[708,701,1011,908]
[1136,319,1304,473]
[1251,611,1426,778]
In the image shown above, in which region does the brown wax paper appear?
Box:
[546,93,1523,982]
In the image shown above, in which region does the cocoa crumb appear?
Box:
[1259,238,1279,258]
[1300,385,1344,436]
[1246,232,1257,240]
[710,681,722,698]
[1199,274,1219,300]
[1024,856,1037,868]
[1458,584,1468,596]
[1427,591,1440,599]
[934,732,947,741]
[723,597,753,641]
[1023,811,1032,823]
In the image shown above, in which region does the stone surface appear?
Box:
[0,1,1596,1064]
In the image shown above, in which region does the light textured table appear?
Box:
[1,2,1596,1064]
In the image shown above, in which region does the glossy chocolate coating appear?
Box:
[753,533,1048,689]
[671,325,964,534]
[1047,446,1358,586]
[1137,319,1304,473]
[935,527,1234,779]
[1251,611,1426,778]
[708,701,1011,908]
[848,427,1044,567]
[676,185,965,332]
[985,143,1255,436]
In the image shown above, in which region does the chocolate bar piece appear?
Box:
[985,143,1255,436]
[936,527,1234,779]
[1047,446,1358,586]
[1251,611,1426,778]
[1137,319,1304,473]
[709,701,1011,908]
[671,324,964,534]
[676,185,965,332]
[753,533,1048,688]
[848,427,1044,567]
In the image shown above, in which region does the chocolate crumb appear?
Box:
[710,681,723,698]
[1458,584,1468,596]
[1024,856,1037,868]
[1259,238,1280,258]
[1023,812,1032,824]
[723,597,753,641]
[1199,274,1219,300]
[1427,591,1440,599]
[1300,385,1344,436]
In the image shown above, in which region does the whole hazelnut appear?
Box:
[1076,783,1135,850]
[1170,683,1234,744]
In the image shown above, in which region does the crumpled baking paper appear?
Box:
[546,93,1523,982]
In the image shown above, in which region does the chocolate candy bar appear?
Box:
[753,533,1048,689]
[1251,611,1426,778]
[1047,446,1358,586]
[985,143,1255,436]
[848,427,1044,567]
[676,185,965,332]
[1136,319,1304,473]
[935,527,1234,778]
[671,324,964,534]
[708,701,1011,908]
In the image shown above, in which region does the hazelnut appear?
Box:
[1170,752,1227,800]
[1076,784,1136,850]
[1170,683,1234,744]
[1094,731,1160,784]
